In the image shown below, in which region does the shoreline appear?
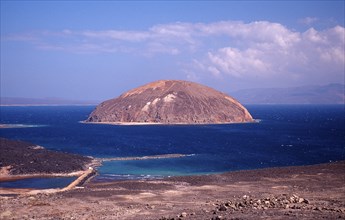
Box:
[1,160,343,194]
[0,104,97,107]
[81,119,259,126]
[1,160,344,219]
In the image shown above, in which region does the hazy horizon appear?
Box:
[1,1,344,101]
[1,82,344,101]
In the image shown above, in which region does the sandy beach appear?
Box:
[1,161,345,219]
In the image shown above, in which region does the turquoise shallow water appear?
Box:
[0,105,344,187]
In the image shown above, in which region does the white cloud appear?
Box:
[198,22,344,82]
[82,30,150,42]
[4,20,344,85]
[299,17,319,25]
[207,47,272,78]
[207,66,221,77]
[145,42,180,55]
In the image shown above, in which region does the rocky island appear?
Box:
[85,80,253,124]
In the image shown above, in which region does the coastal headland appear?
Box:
[0,138,95,177]
[0,138,344,219]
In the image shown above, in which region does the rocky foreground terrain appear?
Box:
[1,161,344,219]
[1,138,344,219]
[86,80,253,124]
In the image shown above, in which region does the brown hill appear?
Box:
[86,80,254,124]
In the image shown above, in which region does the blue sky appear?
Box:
[1,1,344,100]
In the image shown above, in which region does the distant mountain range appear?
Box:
[0,97,99,106]
[231,83,344,104]
[1,83,344,106]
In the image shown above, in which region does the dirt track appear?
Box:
[1,161,345,219]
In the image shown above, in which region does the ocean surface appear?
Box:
[0,105,344,187]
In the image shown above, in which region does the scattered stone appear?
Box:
[0,210,12,219]
[180,212,187,218]
[211,193,315,215]
[28,196,36,201]
[160,217,174,220]
[229,204,237,210]
[314,207,322,211]
[218,205,227,211]
[225,201,232,206]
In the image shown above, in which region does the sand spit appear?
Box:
[99,153,192,162]
[0,124,44,129]
[1,161,344,219]
[0,167,97,196]
[0,163,98,195]
[0,170,85,182]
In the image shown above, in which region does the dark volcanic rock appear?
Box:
[0,138,92,175]
[86,80,254,124]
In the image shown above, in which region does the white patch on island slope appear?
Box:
[141,102,151,112]
[224,96,236,103]
[152,98,161,105]
[163,94,176,103]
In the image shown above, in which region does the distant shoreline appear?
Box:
[2,103,343,107]
[0,104,97,107]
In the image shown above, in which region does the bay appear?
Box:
[1,105,344,182]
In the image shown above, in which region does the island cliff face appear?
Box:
[86,80,254,124]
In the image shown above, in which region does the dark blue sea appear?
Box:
[0,105,344,187]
